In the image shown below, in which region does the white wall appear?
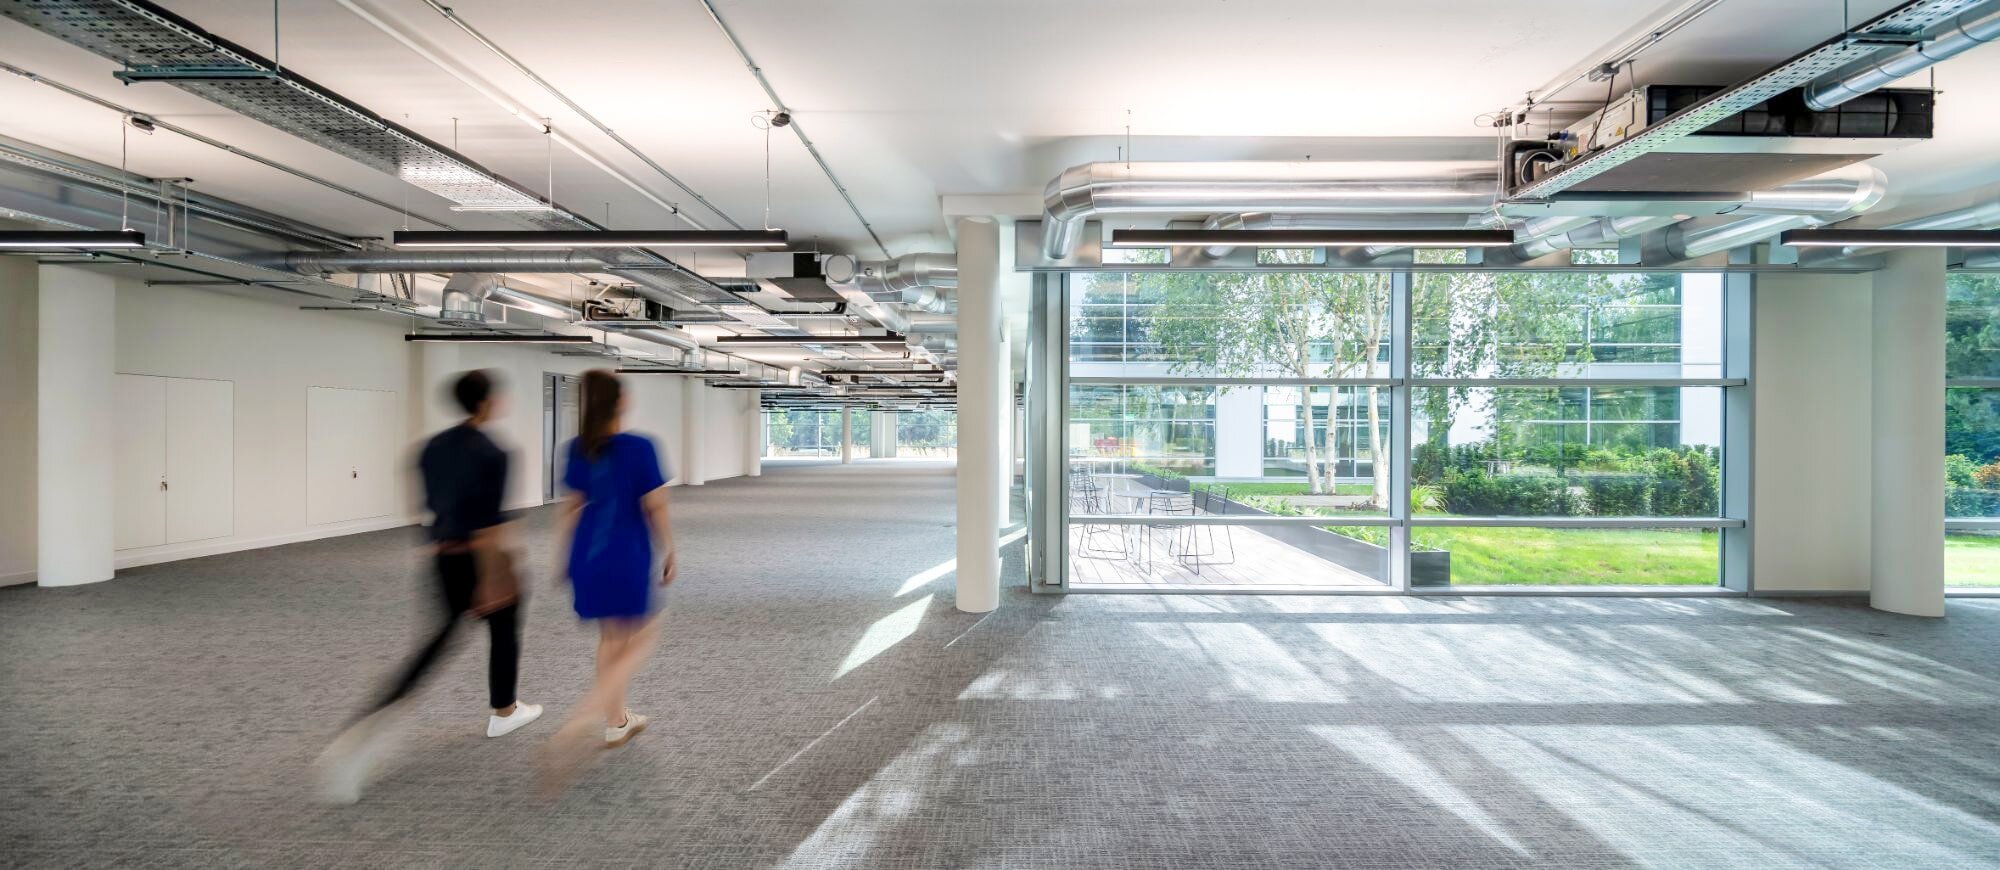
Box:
[0,256,36,585]
[1752,272,1875,593]
[113,280,414,568]
[91,275,740,573]
[700,386,753,482]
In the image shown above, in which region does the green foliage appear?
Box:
[1645,446,1719,517]
[1582,474,1652,516]
[1410,483,1444,514]
[1440,471,1580,516]
[1976,460,2000,489]
[1947,454,1980,488]
[1946,272,2000,378]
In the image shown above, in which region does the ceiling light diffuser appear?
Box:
[392,229,788,249]
[711,333,907,346]
[0,229,147,249]
[1109,229,1515,248]
[1778,229,2000,248]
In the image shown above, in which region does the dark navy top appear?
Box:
[563,433,669,619]
[418,424,509,543]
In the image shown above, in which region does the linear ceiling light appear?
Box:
[1109,228,1515,248]
[403,333,595,343]
[711,333,907,346]
[0,229,147,249]
[614,367,742,375]
[392,229,788,248]
[1779,229,2000,248]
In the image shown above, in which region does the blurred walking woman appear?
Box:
[553,369,675,752]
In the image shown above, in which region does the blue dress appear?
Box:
[563,433,670,620]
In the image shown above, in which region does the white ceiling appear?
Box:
[2,0,1998,258]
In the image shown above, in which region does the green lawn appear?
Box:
[1198,481,1373,497]
[1320,524,1720,585]
[1947,533,2000,587]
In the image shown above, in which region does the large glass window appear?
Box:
[1055,268,1733,591]
[1946,272,2000,588]
[896,410,957,458]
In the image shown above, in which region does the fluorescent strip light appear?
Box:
[1779,229,2000,248]
[1109,228,1515,248]
[712,333,907,346]
[0,229,147,249]
[614,367,742,375]
[402,333,595,343]
[392,229,788,248]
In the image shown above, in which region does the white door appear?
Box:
[307,386,399,524]
[165,377,233,543]
[114,374,167,550]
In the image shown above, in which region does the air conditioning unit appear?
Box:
[1528,85,1931,194]
[581,297,670,322]
[745,252,845,303]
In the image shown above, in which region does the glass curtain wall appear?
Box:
[764,409,868,458]
[1058,266,1739,590]
[896,409,958,458]
[1946,272,2000,588]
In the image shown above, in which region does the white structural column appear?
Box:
[871,410,895,458]
[744,390,762,477]
[1871,248,1946,617]
[36,266,116,587]
[954,217,1003,613]
[997,334,1013,526]
[840,406,854,464]
[681,377,707,486]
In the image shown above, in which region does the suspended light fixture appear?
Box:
[0,230,147,249]
[403,333,595,343]
[711,333,907,346]
[1779,229,2000,248]
[1109,228,1515,248]
[392,229,788,248]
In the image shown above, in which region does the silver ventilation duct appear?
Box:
[902,287,955,314]
[1195,213,1496,259]
[1804,2,2000,110]
[1041,161,1499,259]
[439,274,499,321]
[861,253,957,292]
[1512,215,1681,260]
[262,249,729,311]
[1666,167,1888,260]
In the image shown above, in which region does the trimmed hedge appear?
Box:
[1582,474,1652,516]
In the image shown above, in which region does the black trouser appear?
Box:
[374,551,520,712]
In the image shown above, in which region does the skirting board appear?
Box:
[0,570,34,588]
[114,515,422,571]
[1747,589,1870,599]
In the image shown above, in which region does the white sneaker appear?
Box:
[604,711,647,748]
[486,703,544,738]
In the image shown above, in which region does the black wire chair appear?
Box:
[1179,486,1237,575]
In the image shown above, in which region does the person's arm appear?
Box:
[642,486,676,586]
[551,492,583,586]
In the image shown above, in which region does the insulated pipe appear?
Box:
[1665,167,1888,260]
[439,273,499,321]
[1041,160,1500,259]
[1196,212,1492,259]
[1512,215,1681,260]
[264,249,715,311]
[1804,2,2000,110]
[862,252,958,292]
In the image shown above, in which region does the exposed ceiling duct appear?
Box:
[1665,167,1888,260]
[1804,1,2000,110]
[1195,213,1496,260]
[0,0,738,313]
[262,248,735,311]
[1041,161,1499,259]
[1512,216,1681,260]
[861,253,958,293]
[439,273,499,321]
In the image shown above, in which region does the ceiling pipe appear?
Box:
[1666,167,1888,260]
[439,273,499,321]
[261,249,720,310]
[1512,215,1681,260]
[1803,2,2000,111]
[861,252,958,292]
[1196,213,1494,260]
[1041,161,1500,259]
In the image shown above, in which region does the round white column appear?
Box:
[681,377,707,486]
[840,406,854,464]
[37,266,117,586]
[954,217,1002,613]
[996,334,1012,527]
[744,389,762,477]
[1871,248,1946,616]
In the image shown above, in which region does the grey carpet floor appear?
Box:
[4,459,1999,869]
